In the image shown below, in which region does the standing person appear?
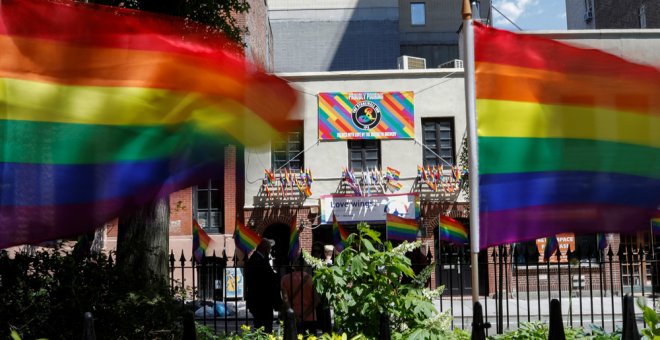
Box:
[245,239,282,332]
[281,257,319,334]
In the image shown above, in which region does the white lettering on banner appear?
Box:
[321,194,418,223]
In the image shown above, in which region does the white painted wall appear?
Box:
[244,69,467,208]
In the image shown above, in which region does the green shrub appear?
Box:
[304,223,454,339]
[0,248,184,339]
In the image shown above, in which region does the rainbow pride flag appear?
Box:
[474,22,660,249]
[0,0,296,249]
[193,220,212,263]
[288,219,301,261]
[332,214,349,252]
[652,218,660,235]
[386,213,418,242]
[234,221,262,254]
[543,236,559,261]
[439,215,468,245]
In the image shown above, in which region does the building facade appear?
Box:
[269,0,491,73]
[566,0,660,29]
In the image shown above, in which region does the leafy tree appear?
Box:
[304,223,454,339]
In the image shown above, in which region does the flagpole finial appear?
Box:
[462,0,472,20]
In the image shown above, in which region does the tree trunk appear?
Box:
[116,198,170,290]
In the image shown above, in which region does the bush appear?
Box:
[0,247,184,339]
[304,223,454,339]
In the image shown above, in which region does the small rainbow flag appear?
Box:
[597,233,608,251]
[333,214,349,252]
[386,213,418,242]
[234,221,261,254]
[652,218,660,235]
[288,220,300,261]
[193,220,212,263]
[544,235,559,261]
[439,215,468,245]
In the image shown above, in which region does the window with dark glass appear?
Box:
[194,179,223,234]
[422,119,455,167]
[272,125,304,171]
[348,140,381,172]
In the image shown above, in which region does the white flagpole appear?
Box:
[462,0,481,304]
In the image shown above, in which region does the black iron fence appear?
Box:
[171,243,659,336]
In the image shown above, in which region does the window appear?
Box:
[348,140,380,172]
[194,179,223,234]
[411,3,426,26]
[640,4,647,28]
[272,125,304,171]
[422,119,455,167]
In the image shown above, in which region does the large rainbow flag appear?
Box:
[386,213,418,242]
[193,220,212,263]
[234,221,262,254]
[0,0,296,249]
[439,215,468,245]
[475,22,660,249]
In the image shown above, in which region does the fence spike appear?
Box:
[283,308,297,340]
[82,312,96,340]
[426,247,433,263]
[548,299,566,340]
[179,250,186,265]
[621,294,640,340]
[501,245,508,258]
[107,254,114,266]
[222,249,228,262]
[491,247,499,259]
[607,245,614,259]
[169,250,175,268]
[182,311,196,340]
[555,246,562,262]
[565,246,573,261]
[212,250,217,259]
[617,243,625,258]
[379,312,391,340]
[471,301,487,340]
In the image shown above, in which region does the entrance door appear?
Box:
[435,241,472,295]
[263,223,292,275]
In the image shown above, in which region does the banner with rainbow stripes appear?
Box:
[318,92,414,140]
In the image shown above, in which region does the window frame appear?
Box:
[410,2,426,26]
[193,178,224,234]
[271,124,304,171]
[422,118,455,168]
[347,140,381,172]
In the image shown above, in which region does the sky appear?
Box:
[491,0,568,31]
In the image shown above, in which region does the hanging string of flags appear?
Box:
[417,164,466,193]
[341,167,404,196]
[262,168,314,198]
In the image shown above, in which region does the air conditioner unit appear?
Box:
[439,59,464,69]
[397,56,426,70]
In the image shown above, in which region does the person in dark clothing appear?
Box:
[245,239,282,332]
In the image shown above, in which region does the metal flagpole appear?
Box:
[462,0,481,304]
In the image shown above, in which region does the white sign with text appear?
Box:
[320,193,419,224]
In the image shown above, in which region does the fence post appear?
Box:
[283,308,297,340]
[379,312,391,340]
[622,294,640,340]
[82,312,96,340]
[548,299,565,340]
[182,311,196,340]
[471,301,487,340]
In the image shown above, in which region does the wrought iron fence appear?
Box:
[171,243,658,336]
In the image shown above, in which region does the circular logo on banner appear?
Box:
[351,101,381,130]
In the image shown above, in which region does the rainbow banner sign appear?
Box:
[318,92,414,140]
